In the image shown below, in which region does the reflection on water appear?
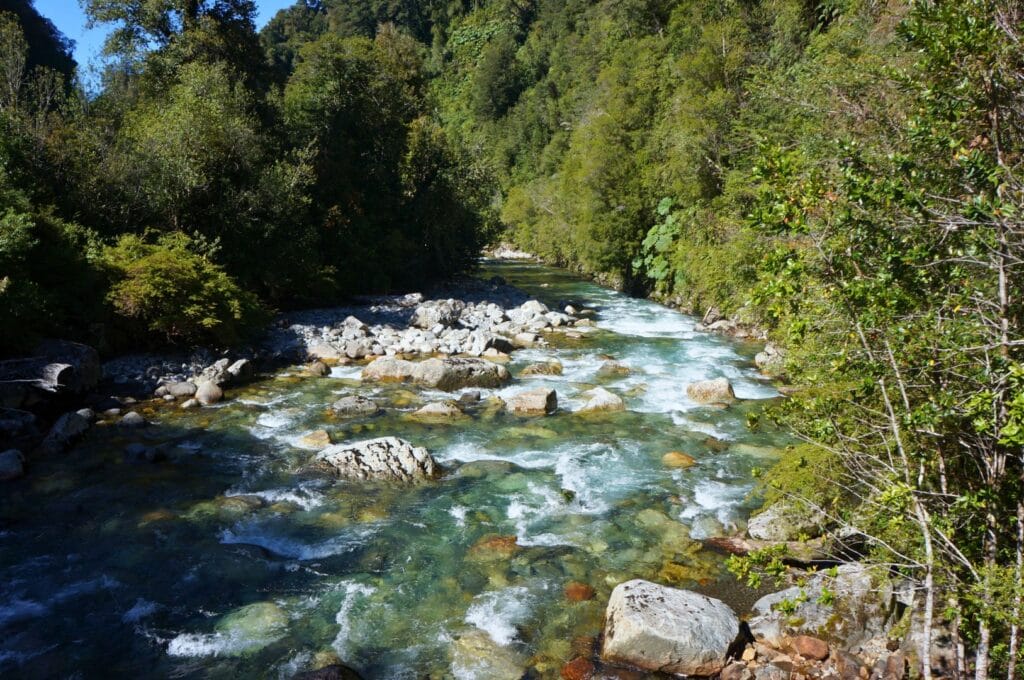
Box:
[0,260,786,678]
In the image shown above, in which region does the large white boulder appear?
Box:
[315,437,438,482]
[601,580,739,676]
[362,357,510,391]
[504,388,557,416]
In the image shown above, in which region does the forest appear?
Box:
[1,0,1022,677]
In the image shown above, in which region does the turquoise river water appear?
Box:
[0,260,787,679]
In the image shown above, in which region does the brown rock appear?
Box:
[308,361,331,377]
[742,647,757,662]
[564,581,596,602]
[790,635,829,661]
[505,388,557,416]
[720,661,751,680]
[468,534,520,560]
[560,657,595,680]
[883,651,905,680]
[662,451,696,468]
[300,430,333,449]
[520,360,563,377]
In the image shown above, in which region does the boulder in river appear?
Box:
[519,360,563,377]
[315,436,438,482]
[504,388,557,416]
[196,381,224,406]
[596,360,630,378]
[331,396,381,418]
[686,377,737,404]
[578,387,625,413]
[0,449,24,480]
[307,360,331,377]
[410,401,466,421]
[362,356,510,391]
[601,579,740,676]
[163,381,198,398]
[39,410,92,454]
[293,664,365,680]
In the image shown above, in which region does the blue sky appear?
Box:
[33,0,295,71]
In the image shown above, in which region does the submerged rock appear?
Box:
[578,387,625,413]
[0,449,24,480]
[686,377,737,404]
[520,360,563,377]
[293,664,364,680]
[596,360,630,378]
[662,451,696,468]
[315,436,438,482]
[331,396,381,418]
[601,579,739,676]
[299,430,333,449]
[451,629,527,680]
[505,388,557,416]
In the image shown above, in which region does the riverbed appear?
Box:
[0,260,787,678]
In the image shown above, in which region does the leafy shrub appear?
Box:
[101,232,267,347]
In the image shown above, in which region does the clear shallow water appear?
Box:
[0,261,787,679]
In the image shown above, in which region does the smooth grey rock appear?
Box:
[578,387,625,413]
[163,381,198,398]
[747,500,826,542]
[0,449,24,480]
[180,399,199,410]
[120,411,146,428]
[307,360,331,377]
[686,377,737,404]
[331,396,381,418]
[40,411,91,453]
[410,299,465,329]
[411,401,466,420]
[601,579,739,676]
[504,388,557,416]
[196,382,224,406]
[307,342,344,361]
[316,437,438,482]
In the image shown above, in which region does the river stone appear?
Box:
[164,381,198,398]
[505,388,557,416]
[578,387,625,413]
[686,377,737,404]
[451,629,527,680]
[213,601,288,655]
[40,410,92,453]
[299,430,333,449]
[308,361,331,377]
[749,564,893,652]
[293,664,365,680]
[308,342,344,362]
[196,381,224,406]
[520,360,563,377]
[410,299,464,329]
[663,451,696,468]
[362,357,510,391]
[601,579,739,676]
[411,401,466,420]
[120,411,146,428]
[331,396,381,418]
[596,360,630,378]
[315,437,438,482]
[0,449,24,480]
[747,500,826,541]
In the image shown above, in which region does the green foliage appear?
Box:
[101,232,267,347]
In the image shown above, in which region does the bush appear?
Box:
[101,232,267,347]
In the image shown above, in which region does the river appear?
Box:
[0,260,787,678]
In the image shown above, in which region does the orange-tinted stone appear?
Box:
[662,451,696,468]
[564,581,596,602]
[561,657,595,680]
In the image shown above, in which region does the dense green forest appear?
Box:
[1,0,1022,675]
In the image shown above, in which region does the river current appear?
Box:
[0,260,786,678]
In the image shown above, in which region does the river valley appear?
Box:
[0,260,788,679]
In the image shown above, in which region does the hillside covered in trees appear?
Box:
[1,0,1023,676]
